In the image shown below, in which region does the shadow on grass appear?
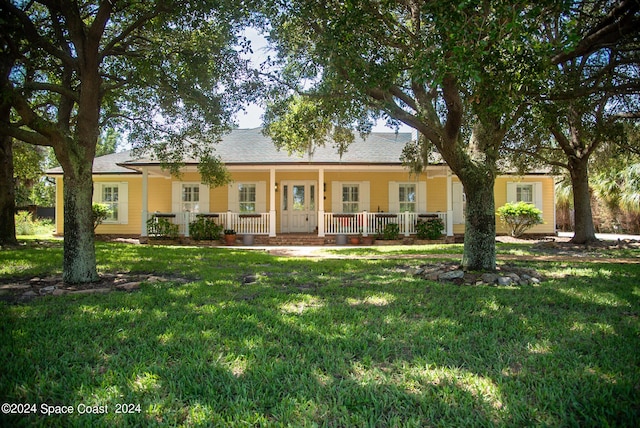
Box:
[1,250,639,426]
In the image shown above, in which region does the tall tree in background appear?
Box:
[505,0,640,243]
[0,0,255,283]
[262,1,562,271]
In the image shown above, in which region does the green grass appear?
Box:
[1,240,639,427]
[328,242,640,258]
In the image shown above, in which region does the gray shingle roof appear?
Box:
[47,150,141,175]
[47,128,415,174]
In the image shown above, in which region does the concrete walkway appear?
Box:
[557,231,640,241]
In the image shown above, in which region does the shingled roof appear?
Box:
[50,128,416,174]
[125,127,413,166]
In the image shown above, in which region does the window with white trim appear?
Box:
[516,184,534,204]
[239,184,256,213]
[94,182,128,224]
[181,184,200,212]
[507,181,543,210]
[398,184,416,212]
[101,184,119,221]
[342,184,359,213]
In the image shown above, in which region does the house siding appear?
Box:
[449,176,555,235]
[323,170,424,213]
[426,176,448,212]
[52,167,556,237]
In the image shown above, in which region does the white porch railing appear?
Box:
[144,211,271,237]
[142,210,447,238]
[323,211,447,236]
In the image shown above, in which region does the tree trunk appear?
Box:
[0,51,17,246]
[569,157,598,244]
[460,172,497,271]
[62,167,98,284]
[0,131,17,246]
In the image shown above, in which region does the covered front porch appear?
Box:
[137,164,456,240]
[143,210,451,239]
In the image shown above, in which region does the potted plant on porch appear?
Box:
[223,229,237,245]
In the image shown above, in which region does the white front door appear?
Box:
[281,181,317,233]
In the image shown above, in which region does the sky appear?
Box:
[233,28,412,134]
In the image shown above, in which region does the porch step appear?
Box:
[254,234,327,246]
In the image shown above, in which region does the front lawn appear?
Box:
[1,240,639,427]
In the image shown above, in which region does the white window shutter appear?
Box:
[534,182,543,210]
[228,183,239,212]
[199,183,210,213]
[506,182,516,203]
[388,181,399,212]
[361,181,370,211]
[418,181,427,212]
[256,181,267,212]
[118,183,128,224]
[332,181,342,212]
[172,182,181,213]
[452,182,464,224]
[92,183,100,204]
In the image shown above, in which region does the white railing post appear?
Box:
[141,168,148,237]
[225,211,232,231]
[362,210,368,236]
[141,210,148,237]
[318,210,325,237]
[404,211,410,236]
[446,172,454,236]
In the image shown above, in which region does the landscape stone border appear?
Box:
[406,262,545,286]
[0,273,192,304]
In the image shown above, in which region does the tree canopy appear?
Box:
[0,0,256,281]
[259,0,567,270]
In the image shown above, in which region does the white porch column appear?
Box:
[446,171,454,236]
[269,168,276,237]
[318,167,325,237]
[141,168,148,237]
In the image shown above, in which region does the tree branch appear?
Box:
[0,0,77,69]
[100,7,162,59]
[551,0,640,64]
[23,82,79,101]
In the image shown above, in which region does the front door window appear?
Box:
[292,185,305,210]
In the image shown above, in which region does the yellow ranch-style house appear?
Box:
[48,128,556,243]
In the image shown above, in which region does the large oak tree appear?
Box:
[261,0,563,271]
[0,0,255,282]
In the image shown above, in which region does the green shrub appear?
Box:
[92,203,111,230]
[416,217,445,240]
[377,223,400,240]
[497,201,543,238]
[189,217,223,240]
[147,217,179,239]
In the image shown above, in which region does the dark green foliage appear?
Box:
[377,223,400,240]
[416,217,445,240]
[189,217,223,240]
[147,217,179,239]
[92,203,111,231]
